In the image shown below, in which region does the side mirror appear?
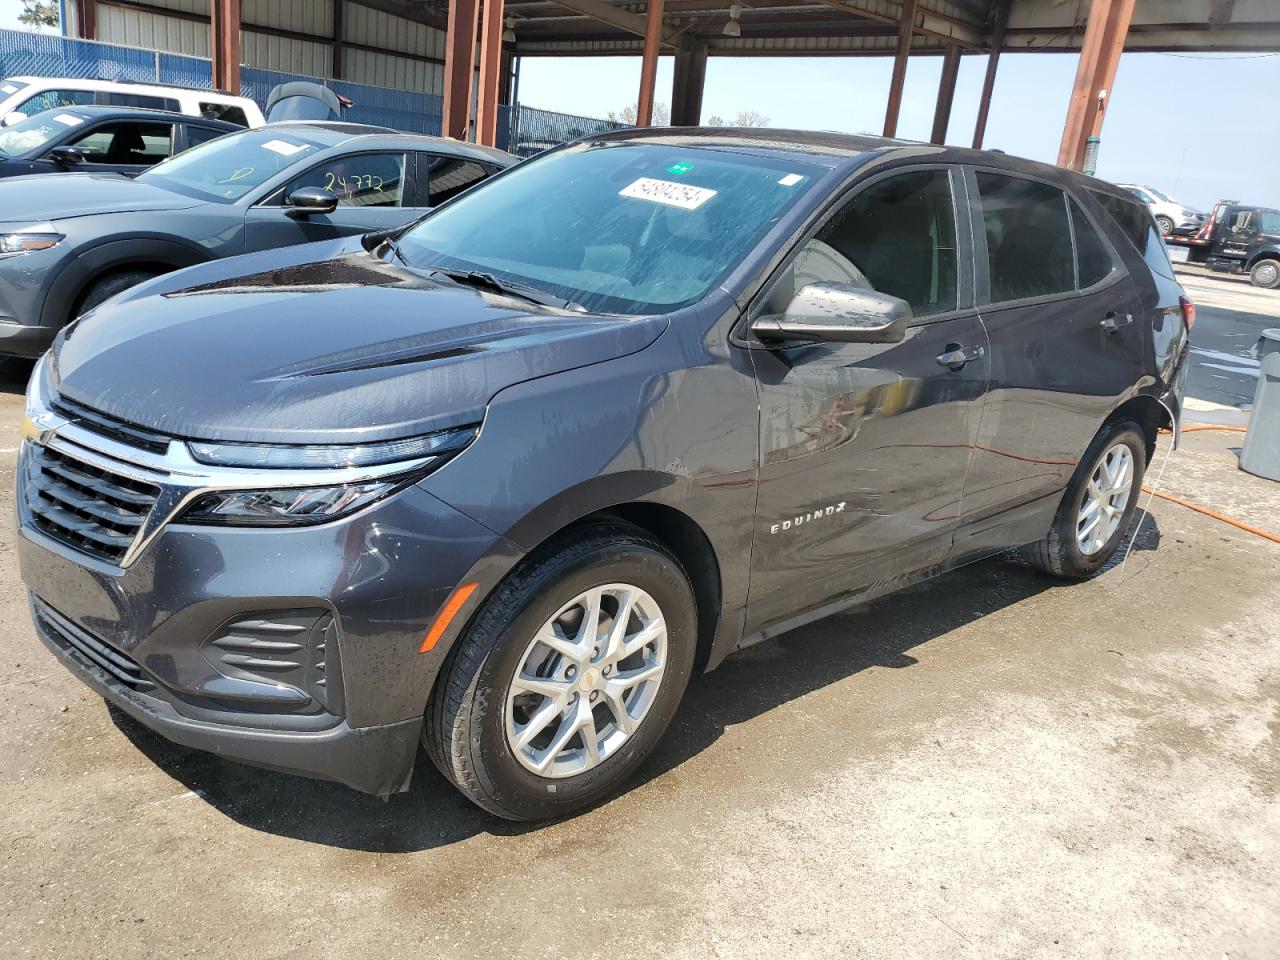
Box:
[48,145,85,166]
[285,186,338,218]
[2,111,27,127]
[751,282,912,345]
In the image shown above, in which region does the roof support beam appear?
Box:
[477,0,506,146]
[443,0,481,140]
[809,0,982,49]
[1057,0,1137,171]
[671,41,707,126]
[930,43,961,144]
[547,0,679,46]
[636,0,666,125]
[882,0,916,137]
[210,0,241,95]
[972,0,1008,149]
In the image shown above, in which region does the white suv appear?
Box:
[0,76,264,129]
[1116,183,1205,238]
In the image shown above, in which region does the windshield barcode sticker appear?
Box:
[52,113,84,127]
[261,139,309,157]
[620,177,717,210]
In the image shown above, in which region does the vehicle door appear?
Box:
[956,168,1145,555]
[744,166,990,633]
[58,119,177,177]
[420,153,495,209]
[1211,206,1258,263]
[243,150,426,252]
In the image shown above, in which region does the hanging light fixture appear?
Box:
[722,3,742,37]
[502,17,516,43]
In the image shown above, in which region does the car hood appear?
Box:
[50,246,668,444]
[0,173,200,224]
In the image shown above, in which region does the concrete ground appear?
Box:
[1,277,1278,959]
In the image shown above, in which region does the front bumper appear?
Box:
[0,319,57,357]
[18,435,508,796]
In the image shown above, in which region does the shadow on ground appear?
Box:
[109,513,1160,854]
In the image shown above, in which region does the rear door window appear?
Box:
[101,92,179,111]
[182,124,227,152]
[424,156,489,206]
[976,173,1075,303]
[1070,200,1116,288]
[1091,190,1176,280]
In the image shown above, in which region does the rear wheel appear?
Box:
[1020,420,1147,580]
[425,523,697,821]
[1154,215,1175,237]
[1249,259,1280,289]
[75,270,159,319]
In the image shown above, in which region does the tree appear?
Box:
[733,110,771,128]
[611,102,671,127]
[706,115,725,126]
[18,1,59,28]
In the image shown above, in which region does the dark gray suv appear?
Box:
[18,129,1190,821]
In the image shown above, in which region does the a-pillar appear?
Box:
[1057,0,1137,170]
[211,0,241,94]
[636,0,665,126]
[930,45,961,144]
[671,43,707,127]
[442,0,481,140]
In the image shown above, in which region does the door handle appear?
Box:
[1100,311,1134,334]
[935,343,985,370]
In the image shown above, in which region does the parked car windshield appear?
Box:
[396,141,825,314]
[138,128,327,203]
[1146,186,1174,203]
[0,109,80,157]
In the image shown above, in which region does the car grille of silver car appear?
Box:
[22,442,162,564]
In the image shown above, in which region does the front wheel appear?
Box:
[75,270,159,320]
[1020,420,1147,579]
[425,523,698,821]
[1154,216,1175,237]
[1249,259,1280,289]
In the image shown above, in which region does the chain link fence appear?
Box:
[0,28,620,154]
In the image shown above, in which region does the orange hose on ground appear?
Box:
[1181,424,1247,434]
[1141,486,1280,545]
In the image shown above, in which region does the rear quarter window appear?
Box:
[976,172,1075,303]
[1090,189,1176,280]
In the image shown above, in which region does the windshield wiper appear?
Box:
[428,267,586,312]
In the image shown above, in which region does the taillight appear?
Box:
[1180,295,1196,331]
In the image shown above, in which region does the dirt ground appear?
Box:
[1,294,1278,958]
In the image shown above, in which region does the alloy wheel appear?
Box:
[1076,442,1134,556]
[505,583,667,778]
[1254,262,1279,287]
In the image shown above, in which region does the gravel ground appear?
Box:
[0,359,1277,959]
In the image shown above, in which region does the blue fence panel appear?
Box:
[0,27,622,154]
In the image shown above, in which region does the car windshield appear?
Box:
[1146,186,1174,203]
[0,78,30,102]
[0,109,80,157]
[138,128,327,203]
[396,141,825,314]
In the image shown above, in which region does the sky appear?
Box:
[3,2,1277,211]
[518,50,1280,213]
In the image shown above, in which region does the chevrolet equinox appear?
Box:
[18,129,1190,821]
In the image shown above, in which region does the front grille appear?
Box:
[33,598,154,692]
[50,393,173,455]
[23,443,160,564]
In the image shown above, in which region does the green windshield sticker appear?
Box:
[666,161,693,176]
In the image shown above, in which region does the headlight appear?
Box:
[176,425,479,526]
[0,230,63,256]
[179,480,399,526]
[187,425,477,469]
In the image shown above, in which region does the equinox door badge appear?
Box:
[770,502,846,535]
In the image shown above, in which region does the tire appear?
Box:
[1020,420,1147,580]
[425,522,698,821]
[1249,258,1280,290]
[1154,216,1175,237]
[75,270,159,319]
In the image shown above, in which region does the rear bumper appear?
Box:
[33,597,422,796]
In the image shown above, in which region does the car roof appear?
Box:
[588,126,1128,194]
[33,104,240,127]
[7,75,246,101]
[260,122,518,164]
